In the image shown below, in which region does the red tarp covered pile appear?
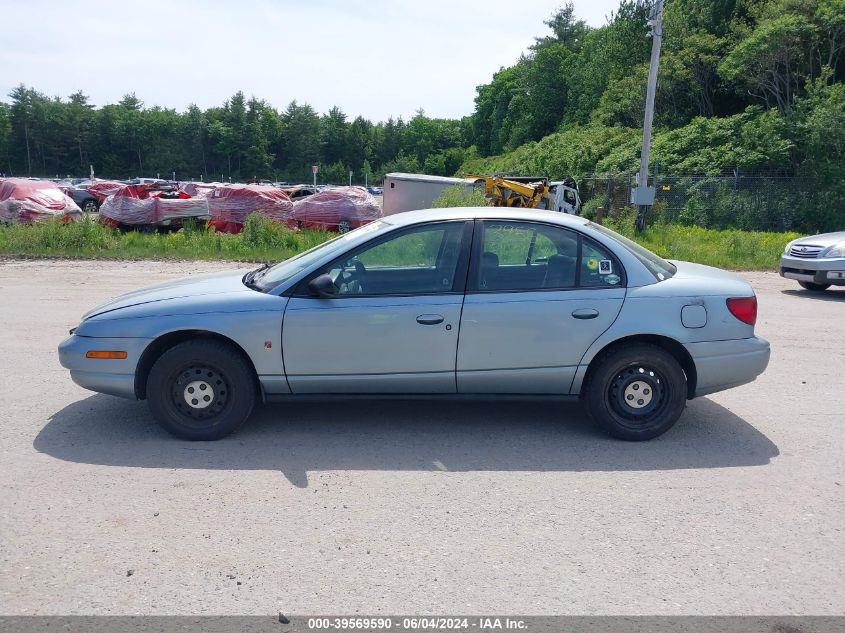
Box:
[99,184,210,228]
[180,182,219,199]
[0,178,82,223]
[85,181,126,204]
[206,184,293,233]
[292,186,382,232]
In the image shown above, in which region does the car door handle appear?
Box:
[416,314,445,325]
[571,308,599,320]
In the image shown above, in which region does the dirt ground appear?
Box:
[0,259,842,615]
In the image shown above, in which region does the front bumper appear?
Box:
[780,254,845,286]
[58,334,152,399]
[685,336,770,398]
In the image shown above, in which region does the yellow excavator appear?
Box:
[467,174,581,214]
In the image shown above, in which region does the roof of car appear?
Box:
[381,206,592,228]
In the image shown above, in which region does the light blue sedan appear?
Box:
[59,208,770,441]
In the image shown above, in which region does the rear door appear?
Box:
[283,220,472,393]
[456,220,625,394]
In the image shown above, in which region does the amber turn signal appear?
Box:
[86,350,128,360]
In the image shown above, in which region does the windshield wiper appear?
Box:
[243,262,273,289]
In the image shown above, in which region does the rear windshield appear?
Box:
[588,223,677,281]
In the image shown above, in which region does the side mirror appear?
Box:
[308,273,337,298]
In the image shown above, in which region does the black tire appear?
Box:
[81,199,98,214]
[798,281,830,292]
[146,339,257,440]
[583,343,687,441]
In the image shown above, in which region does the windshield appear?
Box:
[251,220,387,291]
[588,222,677,281]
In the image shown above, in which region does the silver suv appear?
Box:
[780,231,845,291]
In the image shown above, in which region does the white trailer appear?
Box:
[382,173,483,215]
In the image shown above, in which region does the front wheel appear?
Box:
[798,281,830,292]
[146,339,257,440]
[81,199,98,213]
[337,218,352,233]
[583,344,687,441]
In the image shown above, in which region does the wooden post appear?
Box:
[596,207,604,225]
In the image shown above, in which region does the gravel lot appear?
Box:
[0,259,842,615]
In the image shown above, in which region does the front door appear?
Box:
[283,221,471,393]
[457,220,626,394]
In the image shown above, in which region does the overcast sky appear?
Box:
[1,0,621,122]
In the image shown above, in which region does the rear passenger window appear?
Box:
[580,238,623,287]
[475,222,578,291]
[472,221,624,291]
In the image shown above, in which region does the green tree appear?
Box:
[280,101,320,182]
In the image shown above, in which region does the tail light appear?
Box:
[726,296,757,326]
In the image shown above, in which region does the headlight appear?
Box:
[783,241,794,254]
[823,242,845,258]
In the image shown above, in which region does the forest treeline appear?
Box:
[462,0,844,187]
[0,0,843,191]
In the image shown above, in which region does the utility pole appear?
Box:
[631,0,664,232]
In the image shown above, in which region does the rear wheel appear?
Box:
[798,281,830,292]
[584,344,687,441]
[146,339,257,440]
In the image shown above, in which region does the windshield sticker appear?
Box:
[599,259,612,274]
[586,258,599,271]
[605,273,621,285]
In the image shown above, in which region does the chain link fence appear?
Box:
[579,173,844,232]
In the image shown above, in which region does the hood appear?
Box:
[83,269,252,320]
[791,231,845,249]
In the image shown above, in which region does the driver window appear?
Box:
[323,222,465,296]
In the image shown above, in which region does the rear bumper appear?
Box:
[58,334,150,399]
[780,255,845,286]
[685,336,770,398]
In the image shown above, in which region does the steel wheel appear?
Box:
[170,364,230,429]
[584,343,687,441]
[607,364,668,430]
[146,339,256,440]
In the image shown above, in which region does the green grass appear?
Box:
[604,220,798,271]
[0,214,331,262]
[432,184,488,208]
[0,213,797,271]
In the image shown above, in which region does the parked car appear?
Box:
[67,186,100,213]
[59,208,770,441]
[99,183,209,230]
[291,186,382,232]
[0,178,82,223]
[780,231,845,291]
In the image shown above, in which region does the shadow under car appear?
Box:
[35,395,779,487]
